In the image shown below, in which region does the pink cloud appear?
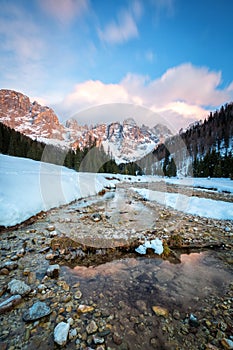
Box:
[39,0,90,24]
[55,63,232,130]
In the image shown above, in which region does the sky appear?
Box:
[1,0,233,131]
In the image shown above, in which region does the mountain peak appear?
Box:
[0,89,171,163]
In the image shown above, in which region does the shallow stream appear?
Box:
[61,250,233,349]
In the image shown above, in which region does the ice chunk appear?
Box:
[150,238,163,255]
[135,245,147,254]
[135,238,163,255]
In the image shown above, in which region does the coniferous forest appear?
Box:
[138,103,233,178]
[0,122,142,176]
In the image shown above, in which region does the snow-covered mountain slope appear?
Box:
[0,89,172,163]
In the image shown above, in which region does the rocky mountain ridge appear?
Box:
[0,89,172,163]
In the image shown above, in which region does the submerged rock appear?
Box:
[152,305,169,318]
[23,301,51,322]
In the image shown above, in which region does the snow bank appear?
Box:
[0,155,115,227]
[166,177,233,194]
[132,188,233,220]
[1,154,233,227]
[101,174,233,195]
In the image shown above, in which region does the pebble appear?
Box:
[92,213,102,222]
[93,334,105,344]
[78,304,94,313]
[54,321,70,346]
[23,268,31,276]
[173,309,181,320]
[86,320,98,334]
[96,345,106,350]
[46,264,60,278]
[45,253,56,260]
[189,313,199,327]
[152,305,169,318]
[47,225,55,232]
[75,290,82,299]
[37,284,46,293]
[69,328,77,340]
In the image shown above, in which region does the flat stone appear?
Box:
[23,301,51,322]
[8,279,31,296]
[54,322,70,346]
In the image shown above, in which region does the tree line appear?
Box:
[0,122,143,175]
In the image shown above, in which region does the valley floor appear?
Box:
[0,179,232,350]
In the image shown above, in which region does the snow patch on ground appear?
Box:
[0,155,115,227]
[132,187,233,220]
[1,154,233,227]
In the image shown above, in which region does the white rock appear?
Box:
[54,322,70,346]
[8,279,31,296]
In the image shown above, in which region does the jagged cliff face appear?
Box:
[0,89,66,141]
[0,89,172,163]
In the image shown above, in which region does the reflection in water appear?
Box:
[61,251,232,349]
[63,251,231,311]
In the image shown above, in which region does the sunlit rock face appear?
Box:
[0,89,172,162]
